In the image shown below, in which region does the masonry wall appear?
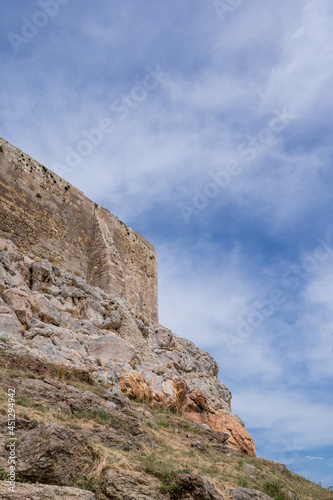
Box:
[0,137,158,322]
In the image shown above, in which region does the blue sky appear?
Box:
[1,0,333,487]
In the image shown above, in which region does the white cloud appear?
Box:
[232,388,333,449]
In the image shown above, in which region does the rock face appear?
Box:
[0,137,256,456]
[185,412,256,457]
[227,489,274,500]
[176,474,225,499]
[0,482,96,499]
[0,237,255,456]
[100,469,168,499]
[16,424,94,485]
[0,137,158,321]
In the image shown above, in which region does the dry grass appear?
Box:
[129,410,333,499]
[0,356,332,499]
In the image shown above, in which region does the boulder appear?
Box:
[29,293,61,325]
[226,488,274,500]
[2,289,32,325]
[103,310,122,330]
[31,260,55,292]
[0,305,22,340]
[16,424,94,485]
[100,468,167,499]
[0,482,95,499]
[177,474,225,499]
[154,325,176,349]
[119,371,154,402]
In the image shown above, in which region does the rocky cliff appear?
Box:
[0,237,255,457]
[1,241,331,498]
[0,137,254,453]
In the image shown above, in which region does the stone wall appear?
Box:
[0,137,158,321]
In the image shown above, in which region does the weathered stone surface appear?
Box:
[0,304,22,339]
[0,369,156,454]
[2,289,32,325]
[119,371,155,402]
[185,408,256,457]
[226,488,274,500]
[154,325,177,349]
[87,333,137,365]
[103,309,122,330]
[177,474,225,499]
[0,236,256,456]
[31,260,55,292]
[0,482,95,499]
[100,468,168,499]
[16,424,94,485]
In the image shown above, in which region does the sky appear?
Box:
[1,0,333,488]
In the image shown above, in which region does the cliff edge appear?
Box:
[0,236,255,457]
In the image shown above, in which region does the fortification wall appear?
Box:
[0,137,158,322]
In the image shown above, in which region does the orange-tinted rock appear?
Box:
[188,390,213,412]
[186,410,256,457]
[173,378,187,411]
[181,390,255,456]
[119,372,154,403]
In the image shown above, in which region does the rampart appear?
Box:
[0,137,158,322]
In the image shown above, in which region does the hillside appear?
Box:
[0,238,332,499]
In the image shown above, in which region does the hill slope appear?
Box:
[0,239,332,499]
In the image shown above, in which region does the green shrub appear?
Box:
[263,480,287,500]
[0,468,7,480]
[77,477,97,492]
[141,454,190,498]
[16,395,33,408]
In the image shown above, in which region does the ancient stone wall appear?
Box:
[0,137,158,321]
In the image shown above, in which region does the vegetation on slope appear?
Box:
[0,352,332,499]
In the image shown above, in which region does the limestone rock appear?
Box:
[119,371,154,402]
[100,468,168,499]
[2,288,60,326]
[0,482,95,499]
[0,237,256,456]
[103,309,122,330]
[185,409,256,457]
[177,474,225,499]
[244,464,258,476]
[0,304,22,340]
[2,288,32,325]
[154,325,176,349]
[16,424,94,485]
[31,260,55,292]
[226,488,274,500]
[87,333,137,365]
